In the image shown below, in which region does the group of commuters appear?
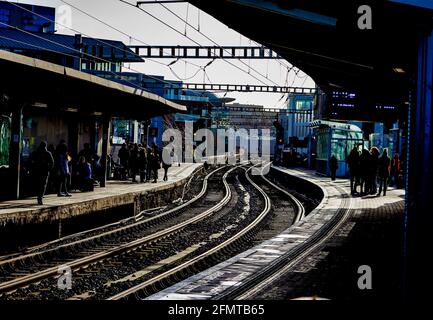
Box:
[330,145,401,197]
[30,140,101,205]
[117,143,172,184]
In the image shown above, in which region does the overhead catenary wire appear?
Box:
[3,0,192,88]
[55,0,234,88]
[57,0,304,94]
[118,0,273,86]
[155,0,280,86]
[4,0,307,98]
[58,0,205,71]
[157,2,301,84]
[5,0,225,94]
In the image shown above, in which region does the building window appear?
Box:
[111,118,132,145]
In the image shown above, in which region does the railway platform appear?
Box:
[0,163,202,226]
[147,166,405,301]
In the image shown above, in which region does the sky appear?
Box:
[12,0,315,108]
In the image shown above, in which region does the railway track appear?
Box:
[0,162,317,301]
[109,163,305,300]
[0,165,232,298]
[214,181,352,300]
[0,164,207,261]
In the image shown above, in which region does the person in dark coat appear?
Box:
[78,143,93,163]
[151,146,160,183]
[347,146,360,195]
[146,147,153,181]
[138,147,148,183]
[390,153,401,188]
[117,143,129,180]
[77,156,94,192]
[31,141,54,205]
[129,144,140,182]
[359,148,371,195]
[329,154,338,181]
[377,148,391,196]
[56,140,71,197]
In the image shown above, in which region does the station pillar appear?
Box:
[405,26,433,301]
[8,103,23,200]
[99,116,111,188]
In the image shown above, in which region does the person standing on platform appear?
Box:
[390,153,401,188]
[347,146,360,195]
[151,145,160,183]
[117,143,129,180]
[138,147,148,183]
[146,147,153,181]
[56,140,71,197]
[329,154,338,181]
[129,144,140,182]
[377,148,391,196]
[359,148,371,195]
[31,141,54,205]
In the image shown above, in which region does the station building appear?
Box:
[0,1,188,200]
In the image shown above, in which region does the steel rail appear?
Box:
[107,164,275,300]
[0,165,233,294]
[217,182,352,300]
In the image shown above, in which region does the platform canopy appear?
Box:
[0,50,186,119]
[189,0,433,101]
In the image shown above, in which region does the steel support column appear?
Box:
[405,27,433,301]
[100,116,111,188]
[8,103,23,200]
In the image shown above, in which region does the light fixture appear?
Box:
[33,102,48,108]
[65,108,79,113]
[393,67,405,74]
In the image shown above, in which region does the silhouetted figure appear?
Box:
[347,146,360,195]
[138,147,148,183]
[56,140,71,197]
[77,156,94,192]
[359,148,371,195]
[130,144,140,182]
[369,147,380,195]
[118,143,129,180]
[146,147,153,181]
[329,155,338,181]
[78,143,93,163]
[151,146,160,183]
[390,153,401,188]
[377,149,391,196]
[31,141,54,205]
